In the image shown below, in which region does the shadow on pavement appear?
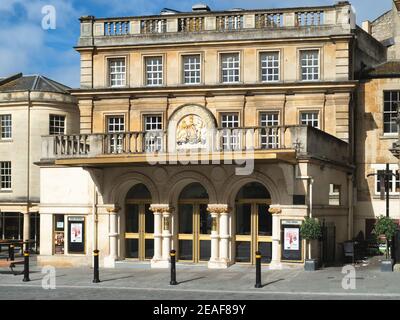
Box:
[261,278,284,288]
[177,276,206,284]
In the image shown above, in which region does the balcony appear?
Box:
[77,2,355,48]
[40,125,350,167]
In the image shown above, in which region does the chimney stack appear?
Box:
[362,20,372,34]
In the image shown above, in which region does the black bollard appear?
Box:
[8,244,14,261]
[255,251,262,288]
[93,250,100,283]
[170,250,178,285]
[23,250,30,282]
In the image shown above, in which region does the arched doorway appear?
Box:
[234,182,272,264]
[125,184,154,261]
[177,182,211,262]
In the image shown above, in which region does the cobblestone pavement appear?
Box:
[0,256,399,300]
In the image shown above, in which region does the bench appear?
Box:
[0,259,24,274]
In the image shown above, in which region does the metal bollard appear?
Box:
[23,250,30,282]
[255,251,262,288]
[170,250,178,285]
[93,250,100,283]
[9,244,14,261]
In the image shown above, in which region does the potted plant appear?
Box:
[373,215,398,272]
[300,217,322,271]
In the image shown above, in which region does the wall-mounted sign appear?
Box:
[281,220,302,262]
[67,216,85,254]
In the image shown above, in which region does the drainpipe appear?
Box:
[92,183,98,267]
[23,90,32,244]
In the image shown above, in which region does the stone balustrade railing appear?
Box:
[81,3,354,38]
[41,125,350,165]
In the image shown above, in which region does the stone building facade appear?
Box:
[0,73,79,248]
[355,0,400,240]
[37,1,387,268]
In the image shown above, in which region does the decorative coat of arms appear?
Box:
[176,115,207,149]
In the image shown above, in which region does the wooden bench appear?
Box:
[0,259,24,275]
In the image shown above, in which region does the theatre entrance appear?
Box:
[125,184,154,261]
[234,182,272,264]
[177,183,211,263]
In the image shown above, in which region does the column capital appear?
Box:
[106,204,121,214]
[150,204,173,214]
[207,204,230,215]
[268,206,282,215]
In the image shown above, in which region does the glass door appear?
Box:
[178,201,211,263]
[235,201,272,264]
[125,202,154,260]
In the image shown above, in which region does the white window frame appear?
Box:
[220,53,240,84]
[145,56,163,86]
[300,49,320,81]
[372,164,400,196]
[220,113,240,150]
[383,91,400,135]
[182,54,201,85]
[260,112,279,149]
[144,114,163,152]
[260,52,280,82]
[329,184,341,206]
[107,115,125,153]
[0,114,12,140]
[0,161,11,191]
[49,114,66,135]
[300,111,319,129]
[108,57,126,88]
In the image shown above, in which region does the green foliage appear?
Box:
[373,216,398,240]
[300,217,322,241]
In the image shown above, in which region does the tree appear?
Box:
[300,217,322,260]
[373,215,398,259]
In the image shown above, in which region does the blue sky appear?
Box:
[0,0,394,88]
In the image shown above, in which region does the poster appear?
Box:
[54,232,65,254]
[70,223,83,243]
[284,227,299,251]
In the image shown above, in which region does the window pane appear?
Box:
[383,91,400,134]
[0,161,11,190]
[221,53,240,83]
[49,115,65,135]
[0,115,12,139]
[300,50,319,81]
[109,58,126,87]
[236,204,251,235]
[300,112,319,128]
[183,55,201,84]
[146,57,163,86]
[126,204,139,233]
[260,52,279,82]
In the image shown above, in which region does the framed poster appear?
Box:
[281,220,302,262]
[67,216,85,254]
[54,232,65,254]
[284,227,299,251]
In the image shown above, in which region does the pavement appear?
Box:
[0,255,399,300]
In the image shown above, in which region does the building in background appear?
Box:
[355,0,400,240]
[36,1,386,268]
[0,73,79,250]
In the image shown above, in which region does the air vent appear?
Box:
[192,3,211,12]
[160,8,180,15]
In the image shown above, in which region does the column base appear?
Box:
[151,258,170,269]
[268,260,283,270]
[103,256,116,268]
[208,258,232,269]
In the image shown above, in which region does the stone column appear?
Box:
[104,205,120,268]
[207,205,221,268]
[22,211,30,242]
[269,206,282,270]
[150,204,171,268]
[216,205,231,268]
